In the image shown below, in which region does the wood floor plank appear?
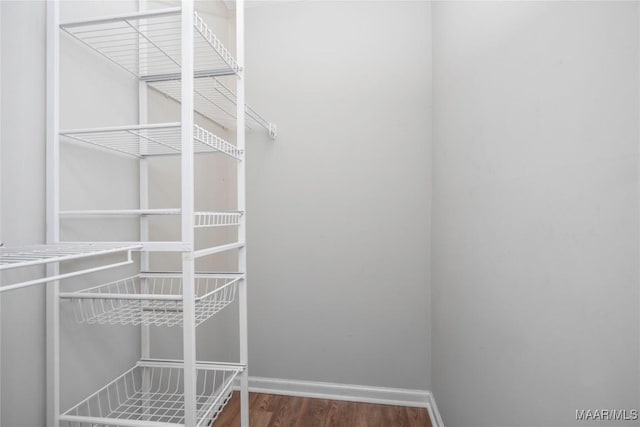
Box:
[357,402,385,427]
[295,397,330,427]
[254,393,273,411]
[270,393,307,427]
[213,392,432,427]
[323,400,357,427]
[250,407,273,427]
[270,394,306,427]
[381,403,412,427]
[406,405,432,427]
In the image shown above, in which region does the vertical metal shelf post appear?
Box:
[46,1,61,426]
[138,0,151,363]
[236,0,250,426]
[181,1,197,426]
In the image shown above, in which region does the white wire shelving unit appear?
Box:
[27,1,270,426]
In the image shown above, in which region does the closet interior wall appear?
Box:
[432,2,640,426]
[1,3,48,426]
[243,0,432,390]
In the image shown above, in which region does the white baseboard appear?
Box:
[425,389,445,427]
[233,376,444,427]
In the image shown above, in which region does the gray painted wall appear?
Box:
[432,2,640,426]
[1,2,47,425]
[244,1,432,389]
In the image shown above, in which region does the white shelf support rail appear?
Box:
[60,208,181,216]
[181,1,197,426]
[246,103,276,139]
[49,241,189,252]
[1,256,133,293]
[0,244,141,293]
[46,1,61,424]
[236,1,250,426]
[193,241,245,259]
[138,0,151,364]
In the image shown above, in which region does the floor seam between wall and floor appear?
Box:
[232,376,445,426]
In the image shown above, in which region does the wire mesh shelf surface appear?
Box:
[0,242,141,271]
[61,273,241,327]
[60,210,243,228]
[194,212,242,228]
[60,123,243,159]
[60,8,238,79]
[149,76,277,138]
[60,360,241,427]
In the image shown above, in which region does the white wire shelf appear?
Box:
[195,211,242,227]
[0,242,140,271]
[60,123,243,159]
[35,241,244,254]
[0,243,140,293]
[60,8,238,80]
[60,210,243,228]
[60,359,242,427]
[149,77,277,138]
[60,273,242,327]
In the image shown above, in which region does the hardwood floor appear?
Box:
[214,392,432,427]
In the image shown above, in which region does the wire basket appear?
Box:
[61,274,241,327]
[60,360,241,427]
